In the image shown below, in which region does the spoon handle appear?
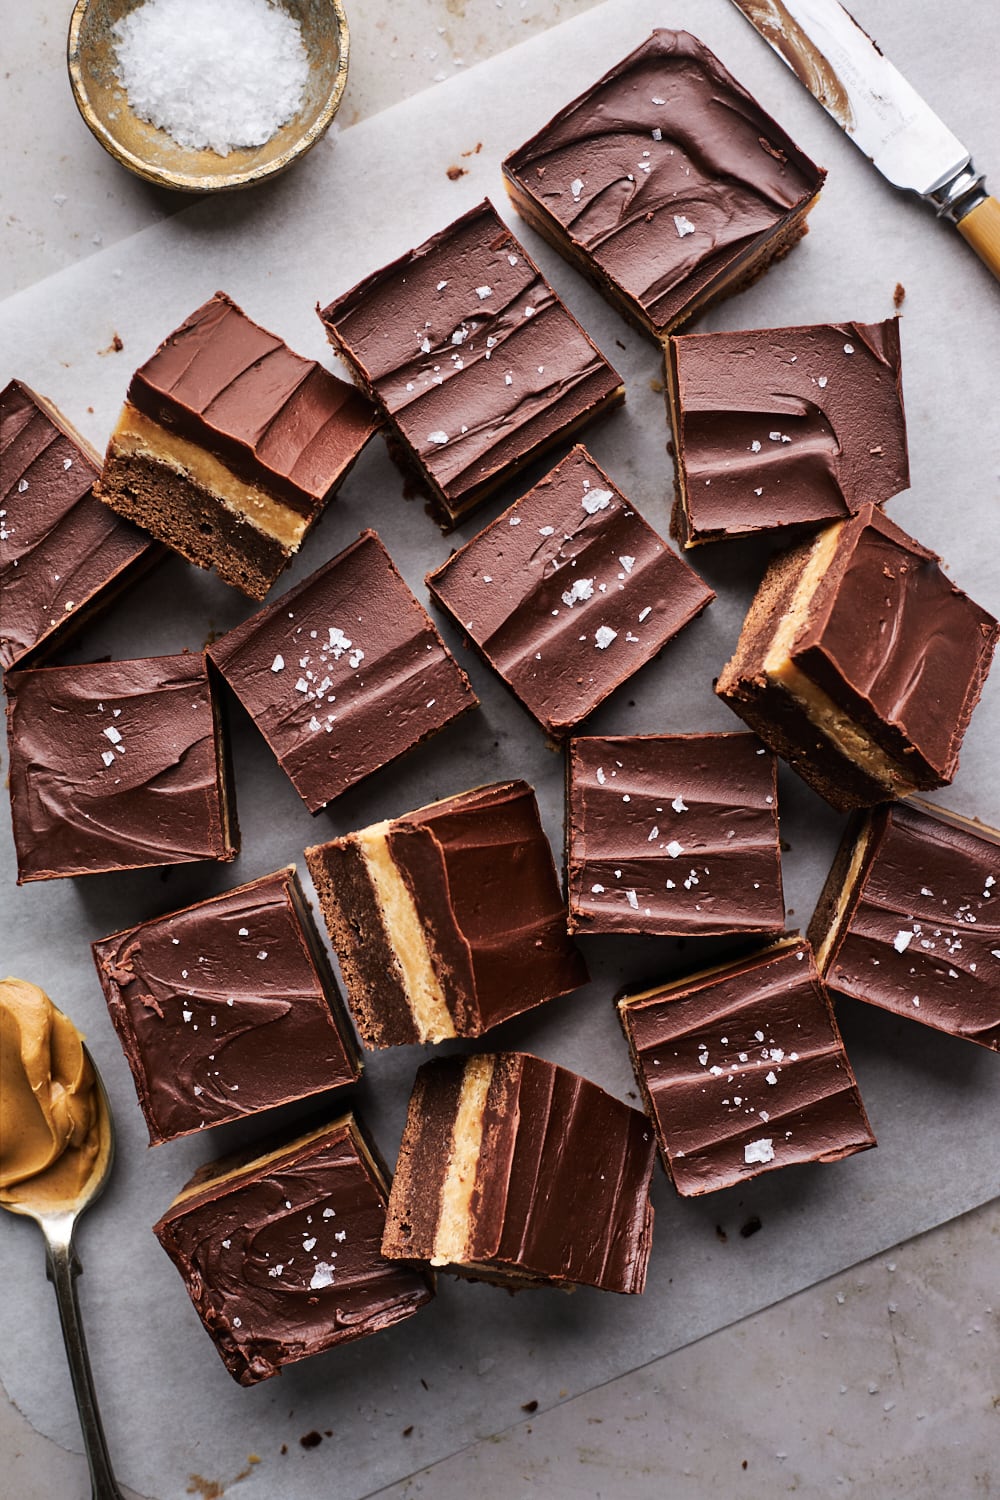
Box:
[45,1227,127,1500]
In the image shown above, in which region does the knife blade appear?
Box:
[728,0,1000,279]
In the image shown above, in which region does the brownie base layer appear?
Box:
[98,449,293,601]
[503,176,817,344]
[331,340,625,531]
[305,837,427,1048]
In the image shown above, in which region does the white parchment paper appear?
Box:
[1,1,998,1496]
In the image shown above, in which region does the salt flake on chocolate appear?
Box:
[582,488,613,514]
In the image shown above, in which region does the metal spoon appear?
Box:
[1,1047,126,1500]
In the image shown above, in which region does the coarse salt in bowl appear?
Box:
[67,0,350,193]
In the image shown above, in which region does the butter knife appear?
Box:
[728,0,1000,279]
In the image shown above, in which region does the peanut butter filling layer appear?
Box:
[355,823,456,1045]
[109,404,308,550]
[761,526,919,797]
[431,1055,495,1266]
[811,818,876,972]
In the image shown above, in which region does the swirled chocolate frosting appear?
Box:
[93,867,360,1144]
[667,319,909,544]
[5,652,237,882]
[208,530,477,813]
[154,1116,433,1385]
[124,292,379,514]
[503,30,825,336]
[812,801,1000,1050]
[619,938,876,1196]
[568,732,784,936]
[793,506,998,785]
[1,380,155,669]
[319,201,623,522]
[426,445,714,736]
[305,781,587,1048]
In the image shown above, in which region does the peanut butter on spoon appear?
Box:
[0,977,101,1209]
[0,977,125,1500]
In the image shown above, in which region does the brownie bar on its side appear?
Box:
[810,800,1000,1050]
[618,937,876,1196]
[716,505,999,811]
[319,200,624,527]
[382,1052,655,1293]
[0,380,158,670]
[502,31,825,342]
[97,292,380,600]
[153,1115,434,1385]
[305,781,587,1048]
[426,445,714,736]
[665,319,909,546]
[567,732,785,937]
[208,530,477,813]
[5,652,238,883]
[93,866,361,1144]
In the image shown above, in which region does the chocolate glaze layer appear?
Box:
[716,505,999,809]
[390,782,587,1031]
[208,530,477,813]
[794,506,998,785]
[619,938,875,1196]
[5,653,237,882]
[319,201,623,521]
[123,291,379,514]
[154,1116,433,1385]
[1,380,156,670]
[307,782,587,1046]
[386,1052,656,1293]
[427,445,714,736]
[812,801,1000,1050]
[668,319,909,543]
[93,867,361,1144]
[503,30,825,335]
[568,733,784,936]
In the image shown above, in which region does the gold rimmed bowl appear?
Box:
[67,0,350,194]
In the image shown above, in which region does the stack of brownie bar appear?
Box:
[3,26,997,1392]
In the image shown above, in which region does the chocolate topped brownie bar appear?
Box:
[810,800,1000,1050]
[305,781,587,1047]
[567,732,784,937]
[618,937,876,1196]
[1,380,157,670]
[665,319,909,546]
[5,652,237,883]
[97,292,380,599]
[503,31,826,341]
[426,445,714,736]
[154,1114,434,1385]
[93,867,361,1144]
[382,1051,655,1293]
[319,200,624,526]
[716,504,999,810]
[208,530,477,813]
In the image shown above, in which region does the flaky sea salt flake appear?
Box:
[111,0,311,157]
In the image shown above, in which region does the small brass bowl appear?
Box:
[67,0,350,194]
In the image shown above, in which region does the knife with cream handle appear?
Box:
[728,0,1000,279]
